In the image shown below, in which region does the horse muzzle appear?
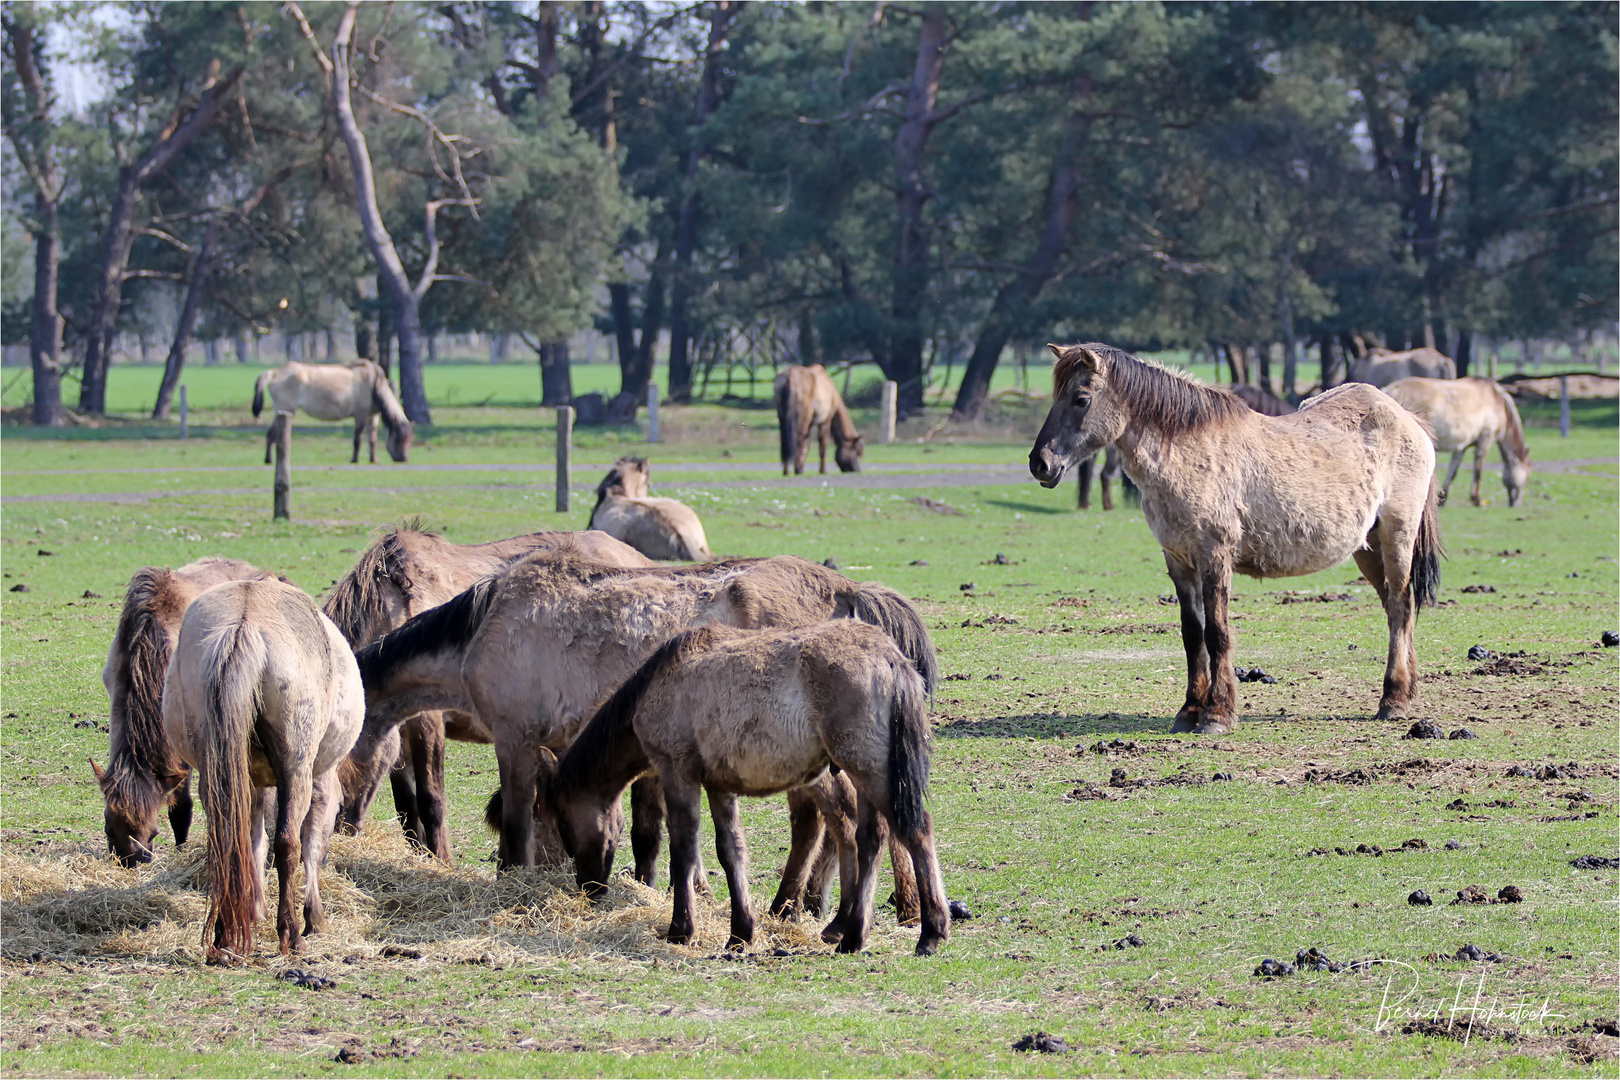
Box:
[1029,449,1067,489]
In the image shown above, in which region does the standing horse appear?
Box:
[588,457,717,561]
[348,555,935,911]
[92,558,279,867]
[544,622,950,956]
[1383,376,1532,507]
[1347,348,1456,387]
[775,365,864,475]
[1030,343,1441,731]
[160,579,366,960]
[322,523,653,860]
[1230,383,1297,416]
[252,360,412,464]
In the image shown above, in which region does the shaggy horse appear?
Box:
[1230,383,1297,416]
[775,365,864,475]
[1383,376,1532,508]
[544,622,950,956]
[93,557,279,867]
[322,524,652,860]
[1347,348,1456,387]
[348,555,937,897]
[161,579,367,960]
[588,457,717,561]
[1030,343,1441,731]
[252,360,412,464]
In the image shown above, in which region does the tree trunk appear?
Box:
[609,282,637,379]
[154,216,222,418]
[539,341,572,405]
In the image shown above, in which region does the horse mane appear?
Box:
[1054,343,1245,435]
[322,521,437,647]
[1489,381,1529,461]
[841,583,939,695]
[365,364,410,434]
[353,574,498,688]
[592,457,647,517]
[102,567,187,816]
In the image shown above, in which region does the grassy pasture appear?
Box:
[1,390,1616,1078]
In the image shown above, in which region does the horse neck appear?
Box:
[371,372,409,429]
[564,720,652,806]
[361,650,469,746]
[1495,390,1528,461]
[829,399,860,444]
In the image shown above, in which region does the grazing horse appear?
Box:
[322,523,653,861]
[348,555,935,912]
[1347,348,1456,388]
[1230,383,1297,416]
[92,558,279,867]
[1383,376,1532,508]
[544,622,950,956]
[1030,343,1441,731]
[775,365,864,475]
[252,360,412,464]
[588,457,717,561]
[160,579,367,960]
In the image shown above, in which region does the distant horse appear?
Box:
[1030,343,1441,731]
[322,523,652,861]
[348,554,935,911]
[252,361,412,464]
[1383,376,1532,507]
[1230,383,1297,416]
[161,579,367,960]
[545,622,950,956]
[588,457,717,561]
[92,558,278,867]
[775,365,864,475]
[1347,348,1456,387]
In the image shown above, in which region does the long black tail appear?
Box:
[251,372,270,418]
[776,378,798,470]
[353,577,497,689]
[887,661,931,839]
[844,583,939,695]
[1412,477,1443,612]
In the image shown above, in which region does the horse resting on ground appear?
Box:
[1382,376,1531,508]
[323,523,653,862]
[588,457,717,561]
[1030,343,1441,731]
[161,578,374,961]
[544,621,950,956]
[252,360,412,464]
[775,364,864,475]
[93,557,279,867]
[348,553,935,920]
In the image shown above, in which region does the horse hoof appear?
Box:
[665,926,693,946]
[726,936,749,952]
[1171,711,1200,733]
[914,936,943,957]
[1193,718,1235,735]
[1375,702,1410,721]
[834,937,865,955]
[820,922,846,945]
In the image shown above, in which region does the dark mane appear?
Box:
[322,521,437,647]
[1055,343,1245,436]
[353,575,496,689]
[103,567,186,815]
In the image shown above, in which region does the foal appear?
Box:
[546,622,950,956]
[1031,343,1441,730]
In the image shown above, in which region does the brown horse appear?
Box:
[252,360,412,464]
[161,579,366,960]
[322,523,653,860]
[92,558,278,867]
[545,622,950,956]
[588,457,717,561]
[1383,376,1532,507]
[1031,343,1441,731]
[775,365,864,475]
[349,555,937,894]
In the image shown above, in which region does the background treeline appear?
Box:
[3,1,1615,426]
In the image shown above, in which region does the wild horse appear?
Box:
[1383,376,1531,508]
[252,360,412,464]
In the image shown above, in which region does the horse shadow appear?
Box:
[935,711,1171,740]
[980,498,1073,517]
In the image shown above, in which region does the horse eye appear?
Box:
[1074,391,1092,407]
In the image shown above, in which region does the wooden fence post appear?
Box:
[1560,374,1570,438]
[272,413,291,520]
[178,385,188,440]
[555,405,573,512]
[647,381,660,443]
[880,380,898,444]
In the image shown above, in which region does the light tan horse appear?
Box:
[322,523,652,861]
[252,360,412,463]
[545,622,950,956]
[161,579,370,961]
[1383,376,1532,507]
[1347,347,1456,387]
[1031,343,1441,731]
[92,558,279,867]
[588,457,717,561]
[775,365,864,474]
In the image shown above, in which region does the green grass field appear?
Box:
[1,384,1616,1077]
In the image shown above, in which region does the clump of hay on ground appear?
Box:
[1,828,857,967]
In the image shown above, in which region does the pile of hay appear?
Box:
[1,829,848,967]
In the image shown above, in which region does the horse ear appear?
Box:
[1046,343,1064,360]
[1076,346,1106,373]
[537,747,558,775]
[88,757,107,783]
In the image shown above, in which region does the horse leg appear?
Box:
[168,771,194,847]
[886,800,949,957]
[368,415,380,464]
[770,785,826,918]
[351,419,362,464]
[250,788,272,922]
[834,794,886,954]
[1165,556,1210,732]
[1470,439,1490,506]
[412,713,451,862]
[390,723,423,846]
[301,767,343,936]
[630,776,664,887]
[1439,450,1465,505]
[707,789,755,949]
[264,423,275,465]
[1357,524,1421,720]
[1077,455,1095,510]
[273,764,315,954]
[1195,553,1239,735]
[663,774,704,946]
[1101,448,1118,511]
[800,772,859,943]
[817,422,828,474]
[494,743,538,871]
[795,419,812,474]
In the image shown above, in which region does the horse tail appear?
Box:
[484,788,504,833]
[353,577,497,691]
[1411,477,1443,613]
[198,617,267,961]
[251,371,271,418]
[776,375,798,469]
[844,583,938,696]
[886,660,931,839]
